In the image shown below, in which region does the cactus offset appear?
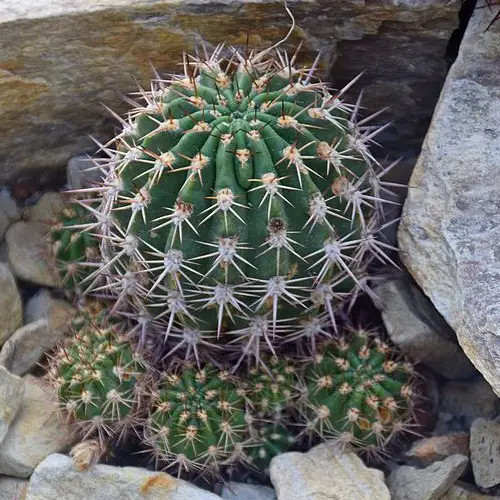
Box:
[48,306,147,443]
[299,327,417,457]
[146,364,247,475]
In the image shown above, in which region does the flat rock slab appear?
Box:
[270,443,390,500]
[398,6,500,395]
[470,418,500,488]
[387,454,469,500]
[25,453,222,500]
[0,0,459,182]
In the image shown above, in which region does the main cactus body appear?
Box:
[68,44,391,368]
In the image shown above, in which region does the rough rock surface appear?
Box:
[0,319,65,376]
[398,6,500,396]
[0,189,20,241]
[220,482,277,500]
[405,433,470,466]
[0,376,74,478]
[0,367,24,446]
[0,0,459,181]
[387,455,469,500]
[28,192,65,223]
[470,418,500,488]
[25,288,74,332]
[25,453,222,500]
[270,443,390,500]
[0,476,29,500]
[0,263,23,345]
[5,221,59,287]
[375,273,475,379]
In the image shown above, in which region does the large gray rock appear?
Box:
[0,367,24,446]
[25,453,222,500]
[220,482,276,500]
[398,6,500,396]
[5,221,59,287]
[375,273,476,379]
[470,418,500,489]
[0,376,74,478]
[270,443,390,500]
[0,263,23,345]
[387,455,469,500]
[0,0,459,182]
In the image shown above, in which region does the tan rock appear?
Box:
[470,418,500,488]
[0,376,74,478]
[28,192,65,224]
[406,433,470,466]
[0,476,29,500]
[0,263,22,345]
[5,221,59,287]
[270,443,390,500]
[442,482,500,500]
[0,0,459,182]
[0,367,24,446]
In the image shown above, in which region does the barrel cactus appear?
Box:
[146,364,248,475]
[299,327,417,458]
[60,43,392,369]
[47,306,147,442]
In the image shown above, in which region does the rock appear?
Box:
[470,418,500,488]
[0,319,67,376]
[398,4,500,397]
[441,482,500,500]
[66,154,102,190]
[220,482,277,500]
[5,221,59,287]
[0,376,74,478]
[0,0,459,182]
[435,376,500,433]
[0,476,29,499]
[0,263,22,345]
[0,367,24,446]
[0,189,20,241]
[375,274,476,379]
[387,455,469,500]
[270,443,390,500]
[25,453,222,500]
[28,192,64,224]
[405,433,470,466]
[25,288,75,332]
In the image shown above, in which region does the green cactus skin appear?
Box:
[300,328,416,456]
[246,422,295,472]
[48,203,100,290]
[48,306,147,441]
[244,356,299,419]
[146,364,248,475]
[65,43,395,368]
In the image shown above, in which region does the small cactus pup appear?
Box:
[67,39,397,367]
[47,201,100,292]
[146,363,248,477]
[300,327,417,459]
[242,357,300,471]
[47,306,148,445]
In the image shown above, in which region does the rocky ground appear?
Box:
[1,1,500,499]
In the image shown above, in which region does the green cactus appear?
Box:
[246,421,295,472]
[146,364,248,475]
[63,42,394,367]
[48,306,147,441]
[299,328,416,456]
[48,203,100,290]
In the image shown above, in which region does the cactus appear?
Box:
[47,306,147,442]
[47,203,100,291]
[60,41,395,369]
[146,364,248,475]
[299,327,417,457]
